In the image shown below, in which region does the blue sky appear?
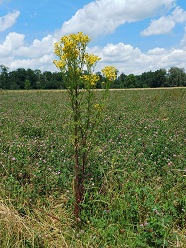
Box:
[0,0,186,74]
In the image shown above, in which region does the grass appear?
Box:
[0,88,186,247]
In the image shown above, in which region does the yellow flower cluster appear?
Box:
[85,53,101,67]
[53,59,66,70]
[101,66,117,81]
[81,74,100,87]
[61,32,90,45]
[54,42,62,58]
[53,32,102,72]
[94,103,104,111]
[53,41,66,70]
[53,32,118,90]
[54,32,91,70]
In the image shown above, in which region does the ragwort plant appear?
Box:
[53,32,117,224]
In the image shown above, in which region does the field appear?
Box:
[0,88,186,247]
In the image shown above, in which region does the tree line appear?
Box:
[0,65,186,90]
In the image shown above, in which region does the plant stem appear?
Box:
[74,83,82,224]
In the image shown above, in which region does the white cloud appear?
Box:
[101,42,141,62]
[9,54,56,72]
[60,0,176,38]
[141,16,175,36]
[147,47,167,55]
[0,30,57,60]
[141,6,186,36]
[88,42,186,75]
[14,35,57,59]
[0,32,24,56]
[171,6,186,23]
[0,32,56,71]
[0,10,20,32]
[0,30,186,75]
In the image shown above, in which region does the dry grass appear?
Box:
[168,229,186,248]
[0,195,76,248]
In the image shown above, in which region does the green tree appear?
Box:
[113,72,126,88]
[13,68,27,89]
[26,68,37,89]
[140,71,154,87]
[151,69,167,87]
[25,79,31,90]
[125,74,137,88]
[0,65,9,89]
[167,67,186,86]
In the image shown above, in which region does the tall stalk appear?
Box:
[53,32,117,224]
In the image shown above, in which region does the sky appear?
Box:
[0,0,186,75]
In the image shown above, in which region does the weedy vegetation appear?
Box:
[0,88,186,247]
[53,32,117,223]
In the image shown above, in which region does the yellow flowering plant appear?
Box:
[101,66,117,89]
[53,32,117,225]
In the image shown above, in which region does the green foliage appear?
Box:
[1,88,186,247]
[167,67,186,86]
[1,65,186,90]
[25,79,31,90]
